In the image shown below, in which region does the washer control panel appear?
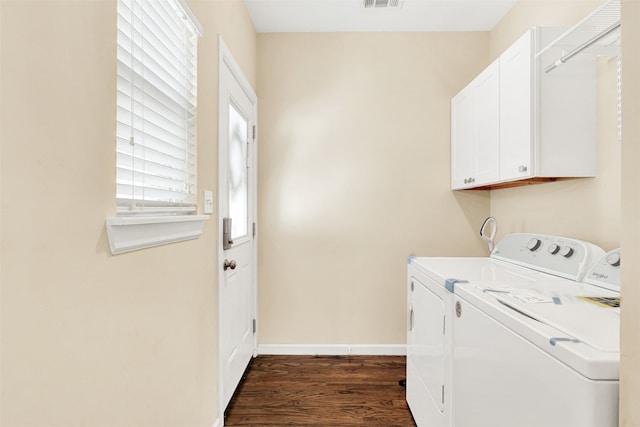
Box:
[492,233,605,281]
[583,248,621,292]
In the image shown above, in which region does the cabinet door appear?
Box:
[473,60,500,185]
[451,86,475,189]
[452,60,500,190]
[500,29,534,181]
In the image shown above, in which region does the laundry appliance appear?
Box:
[406,233,615,427]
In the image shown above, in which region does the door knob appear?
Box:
[224,259,237,271]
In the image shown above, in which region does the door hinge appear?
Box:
[252,222,256,238]
[252,318,256,334]
[252,125,256,141]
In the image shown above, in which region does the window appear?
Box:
[116,0,202,215]
[228,103,249,240]
[107,0,205,255]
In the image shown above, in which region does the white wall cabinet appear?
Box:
[451,27,597,190]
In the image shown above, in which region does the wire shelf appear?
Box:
[538,0,620,63]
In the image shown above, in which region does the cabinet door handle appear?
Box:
[518,165,528,173]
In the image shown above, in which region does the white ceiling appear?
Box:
[245,0,519,33]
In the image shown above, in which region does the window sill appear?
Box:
[106,215,209,255]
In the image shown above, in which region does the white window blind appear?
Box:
[116,0,201,214]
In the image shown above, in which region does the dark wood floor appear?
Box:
[224,355,416,426]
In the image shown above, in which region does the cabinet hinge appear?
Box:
[252,125,256,141]
[252,222,256,238]
[252,318,256,334]
[442,385,445,404]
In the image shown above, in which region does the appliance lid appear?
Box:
[492,287,619,352]
[455,281,620,380]
[409,256,569,289]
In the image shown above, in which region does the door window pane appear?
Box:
[228,103,248,239]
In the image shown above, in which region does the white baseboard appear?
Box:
[257,344,406,356]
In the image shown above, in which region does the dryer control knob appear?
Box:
[560,246,574,258]
[548,243,560,255]
[606,253,621,267]
[527,238,542,251]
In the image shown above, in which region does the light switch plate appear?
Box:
[203,190,213,214]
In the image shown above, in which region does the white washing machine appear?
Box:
[452,246,620,427]
[406,233,607,427]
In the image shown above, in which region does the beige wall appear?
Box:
[1,0,635,425]
[490,0,603,60]
[0,1,256,426]
[620,1,640,425]
[257,32,491,345]
[489,0,621,250]
[491,0,638,425]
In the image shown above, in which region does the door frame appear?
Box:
[217,35,258,423]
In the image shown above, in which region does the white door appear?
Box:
[500,29,533,181]
[408,277,446,412]
[473,59,500,185]
[451,87,475,189]
[451,58,500,190]
[218,37,257,412]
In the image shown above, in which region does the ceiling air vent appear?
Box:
[363,0,403,8]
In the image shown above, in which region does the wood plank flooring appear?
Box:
[224,355,416,426]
